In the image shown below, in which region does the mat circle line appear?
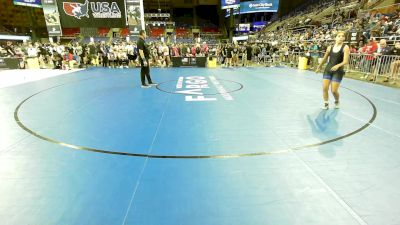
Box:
[14,78,377,159]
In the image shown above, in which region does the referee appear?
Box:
[137,30,156,88]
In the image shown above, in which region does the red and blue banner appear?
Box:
[57,0,126,28]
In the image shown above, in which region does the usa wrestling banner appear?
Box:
[57,0,126,28]
[42,0,62,36]
[126,0,144,35]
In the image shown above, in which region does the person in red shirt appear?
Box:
[172,45,179,57]
[191,45,196,56]
[202,42,209,56]
[361,37,378,58]
[349,44,358,53]
[360,37,378,79]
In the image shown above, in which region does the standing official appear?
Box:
[137,30,156,88]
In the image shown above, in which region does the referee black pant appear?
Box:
[140,59,153,85]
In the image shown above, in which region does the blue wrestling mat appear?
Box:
[1,67,400,225]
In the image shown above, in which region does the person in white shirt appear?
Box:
[0,46,6,56]
[125,42,135,67]
[118,43,128,68]
[162,43,170,67]
[157,44,163,64]
[56,44,64,55]
[26,43,40,69]
[74,43,83,67]
[27,43,38,57]
[108,44,116,68]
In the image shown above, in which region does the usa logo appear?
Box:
[63,0,90,19]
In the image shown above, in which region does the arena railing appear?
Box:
[347,53,400,83]
[260,50,399,84]
[284,51,399,84]
[370,36,400,41]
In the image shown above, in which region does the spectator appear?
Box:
[4,41,16,57]
[360,37,378,78]
[385,42,400,83]
[370,20,382,37]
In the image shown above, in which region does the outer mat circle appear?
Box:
[14,78,377,159]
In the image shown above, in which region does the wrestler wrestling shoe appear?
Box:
[334,101,340,109]
[322,102,329,110]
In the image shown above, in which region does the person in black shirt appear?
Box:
[195,44,201,55]
[181,44,188,56]
[387,42,400,84]
[245,44,252,67]
[37,43,48,69]
[292,45,301,53]
[225,44,233,67]
[232,45,239,67]
[4,41,16,57]
[222,44,227,65]
[137,30,156,88]
[88,42,97,66]
[52,50,63,69]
